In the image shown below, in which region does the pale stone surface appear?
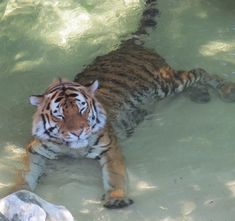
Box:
[0,212,9,221]
[0,190,74,221]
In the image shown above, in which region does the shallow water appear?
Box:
[1,0,235,220]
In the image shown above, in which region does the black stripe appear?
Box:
[46,102,50,110]
[93,134,104,146]
[50,92,58,100]
[47,85,81,95]
[99,139,112,148]
[47,86,62,94]
[99,147,111,156]
[146,0,157,3]
[65,87,80,91]
[44,113,51,125]
[143,8,159,16]
[92,99,97,113]
[48,126,56,132]
[41,114,57,138]
[42,144,58,155]
[142,19,157,27]
[54,97,63,103]
[41,114,47,129]
[91,123,97,129]
[69,93,79,97]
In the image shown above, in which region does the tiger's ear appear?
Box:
[29,95,43,106]
[86,80,99,94]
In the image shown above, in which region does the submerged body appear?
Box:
[75,41,205,137]
[12,0,235,209]
[75,41,235,137]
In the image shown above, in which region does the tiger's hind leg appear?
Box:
[220,83,235,102]
[205,74,235,102]
[190,68,235,102]
[185,83,211,103]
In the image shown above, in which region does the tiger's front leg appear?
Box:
[13,139,61,192]
[94,132,133,209]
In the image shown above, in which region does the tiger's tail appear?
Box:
[122,0,159,46]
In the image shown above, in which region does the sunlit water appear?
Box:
[1,0,235,220]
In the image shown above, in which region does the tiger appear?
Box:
[13,0,235,209]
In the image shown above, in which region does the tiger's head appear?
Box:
[29,79,106,149]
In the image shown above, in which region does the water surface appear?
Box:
[1,0,235,220]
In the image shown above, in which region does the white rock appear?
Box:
[0,190,74,221]
[0,212,9,221]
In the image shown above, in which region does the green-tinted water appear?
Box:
[1,0,235,220]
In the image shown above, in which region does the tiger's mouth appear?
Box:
[64,138,89,149]
[43,136,89,149]
[34,130,90,149]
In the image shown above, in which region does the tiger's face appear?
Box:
[29,79,106,149]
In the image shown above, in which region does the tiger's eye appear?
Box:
[54,97,63,103]
[69,93,78,97]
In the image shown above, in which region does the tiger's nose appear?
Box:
[70,129,83,137]
[71,125,85,137]
[71,124,89,136]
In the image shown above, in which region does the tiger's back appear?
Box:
[75,41,200,137]
[75,41,171,133]
[75,35,235,138]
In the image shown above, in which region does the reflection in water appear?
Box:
[199,41,235,56]
[58,10,91,46]
[1,0,142,48]
[226,180,235,197]
[136,181,158,191]
[0,0,235,220]
[0,144,24,194]
[12,58,44,72]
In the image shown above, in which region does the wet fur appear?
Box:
[11,0,235,209]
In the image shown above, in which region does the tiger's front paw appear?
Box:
[103,197,133,209]
[102,191,133,209]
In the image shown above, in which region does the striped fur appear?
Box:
[75,44,235,137]
[13,0,235,209]
[30,79,107,149]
